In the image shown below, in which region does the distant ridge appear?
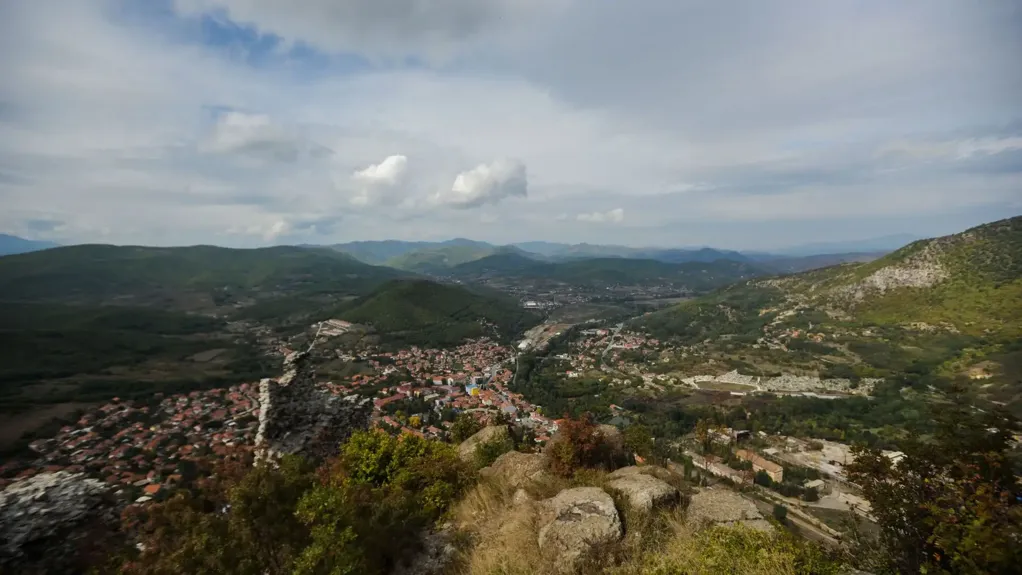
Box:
[0,234,59,256]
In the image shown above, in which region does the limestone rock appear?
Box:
[512,489,533,506]
[458,426,511,463]
[686,488,773,532]
[0,472,121,573]
[605,472,679,513]
[255,349,372,463]
[537,487,622,570]
[479,451,549,488]
[608,464,677,483]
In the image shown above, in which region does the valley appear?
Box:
[1,217,1019,575]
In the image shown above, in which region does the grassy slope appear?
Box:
[637,216,1022,408]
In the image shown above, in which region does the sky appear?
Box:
[0,1,1020,251]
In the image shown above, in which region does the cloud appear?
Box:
[436,159,528,209]
[577,208,624,223]
[172,0,556,61]
[350,154,408,206]
[0,0,1019,249]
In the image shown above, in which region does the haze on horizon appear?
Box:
[0,1,1020,252]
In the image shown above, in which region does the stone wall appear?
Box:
[255,349,372,463]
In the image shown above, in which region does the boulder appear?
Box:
[608,464,677,483]
[479,451,549,488]
[0,472,123,573]
[686,488,773,532]
[458,426,511,463]
[537,487,622,570]
[605,472,679,513]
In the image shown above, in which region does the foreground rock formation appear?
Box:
[255,348,372,463]
[0,471,121,573]
[478,451,549,488]
[686,487,773,532]
[605,466,680,513]
[537,486,623,571]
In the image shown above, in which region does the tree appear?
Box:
[111,433,472,575]
[802,487,818,502]
[408,415,421,428]
[623,423,654,459]
[694,418,711,454]
[546,413,615,477]
[754,470,773,488]
[846,392,1022,575]
[121,454,315,575]
[772,504,788,524]
[450,413,482,443]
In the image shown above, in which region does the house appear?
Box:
[736,449,784,483]
[804,479,827,494]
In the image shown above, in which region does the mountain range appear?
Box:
[327,237,913,275]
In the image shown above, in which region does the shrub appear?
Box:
[625,524,843,575]
[474,435,514,469]
[450,413,483,443]
[113,431,472,575]
[546,413,613,477]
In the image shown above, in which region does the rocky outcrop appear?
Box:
[537,487,622,571]
[256,349,372,463]
[686,488,772,532]
[0,472,121,573]
[457,425,511,463]
[479,451,549,488]
[605,467,679,512]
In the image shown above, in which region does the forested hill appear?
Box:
[0,244,405,308]
[450,253,766,290]
[331,279,542,349]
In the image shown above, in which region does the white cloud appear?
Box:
[436,159,528,209]
[577,208,624,223]
[350,154,408,206]
[200,111,324,162]
[0,0,1018,249]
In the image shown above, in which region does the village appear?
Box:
[535,323,879,398]
[0,335,561,500]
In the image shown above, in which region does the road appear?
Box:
[601,323,625,358]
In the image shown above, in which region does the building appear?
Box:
[804,479,827,494]
[736,449,784,483]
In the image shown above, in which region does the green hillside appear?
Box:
[0,245,406,422]
[385,244,500,273]
[0,244,403,308]
[637,216,1022,411]
[452,254,765,291]
[332,279,542,348]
